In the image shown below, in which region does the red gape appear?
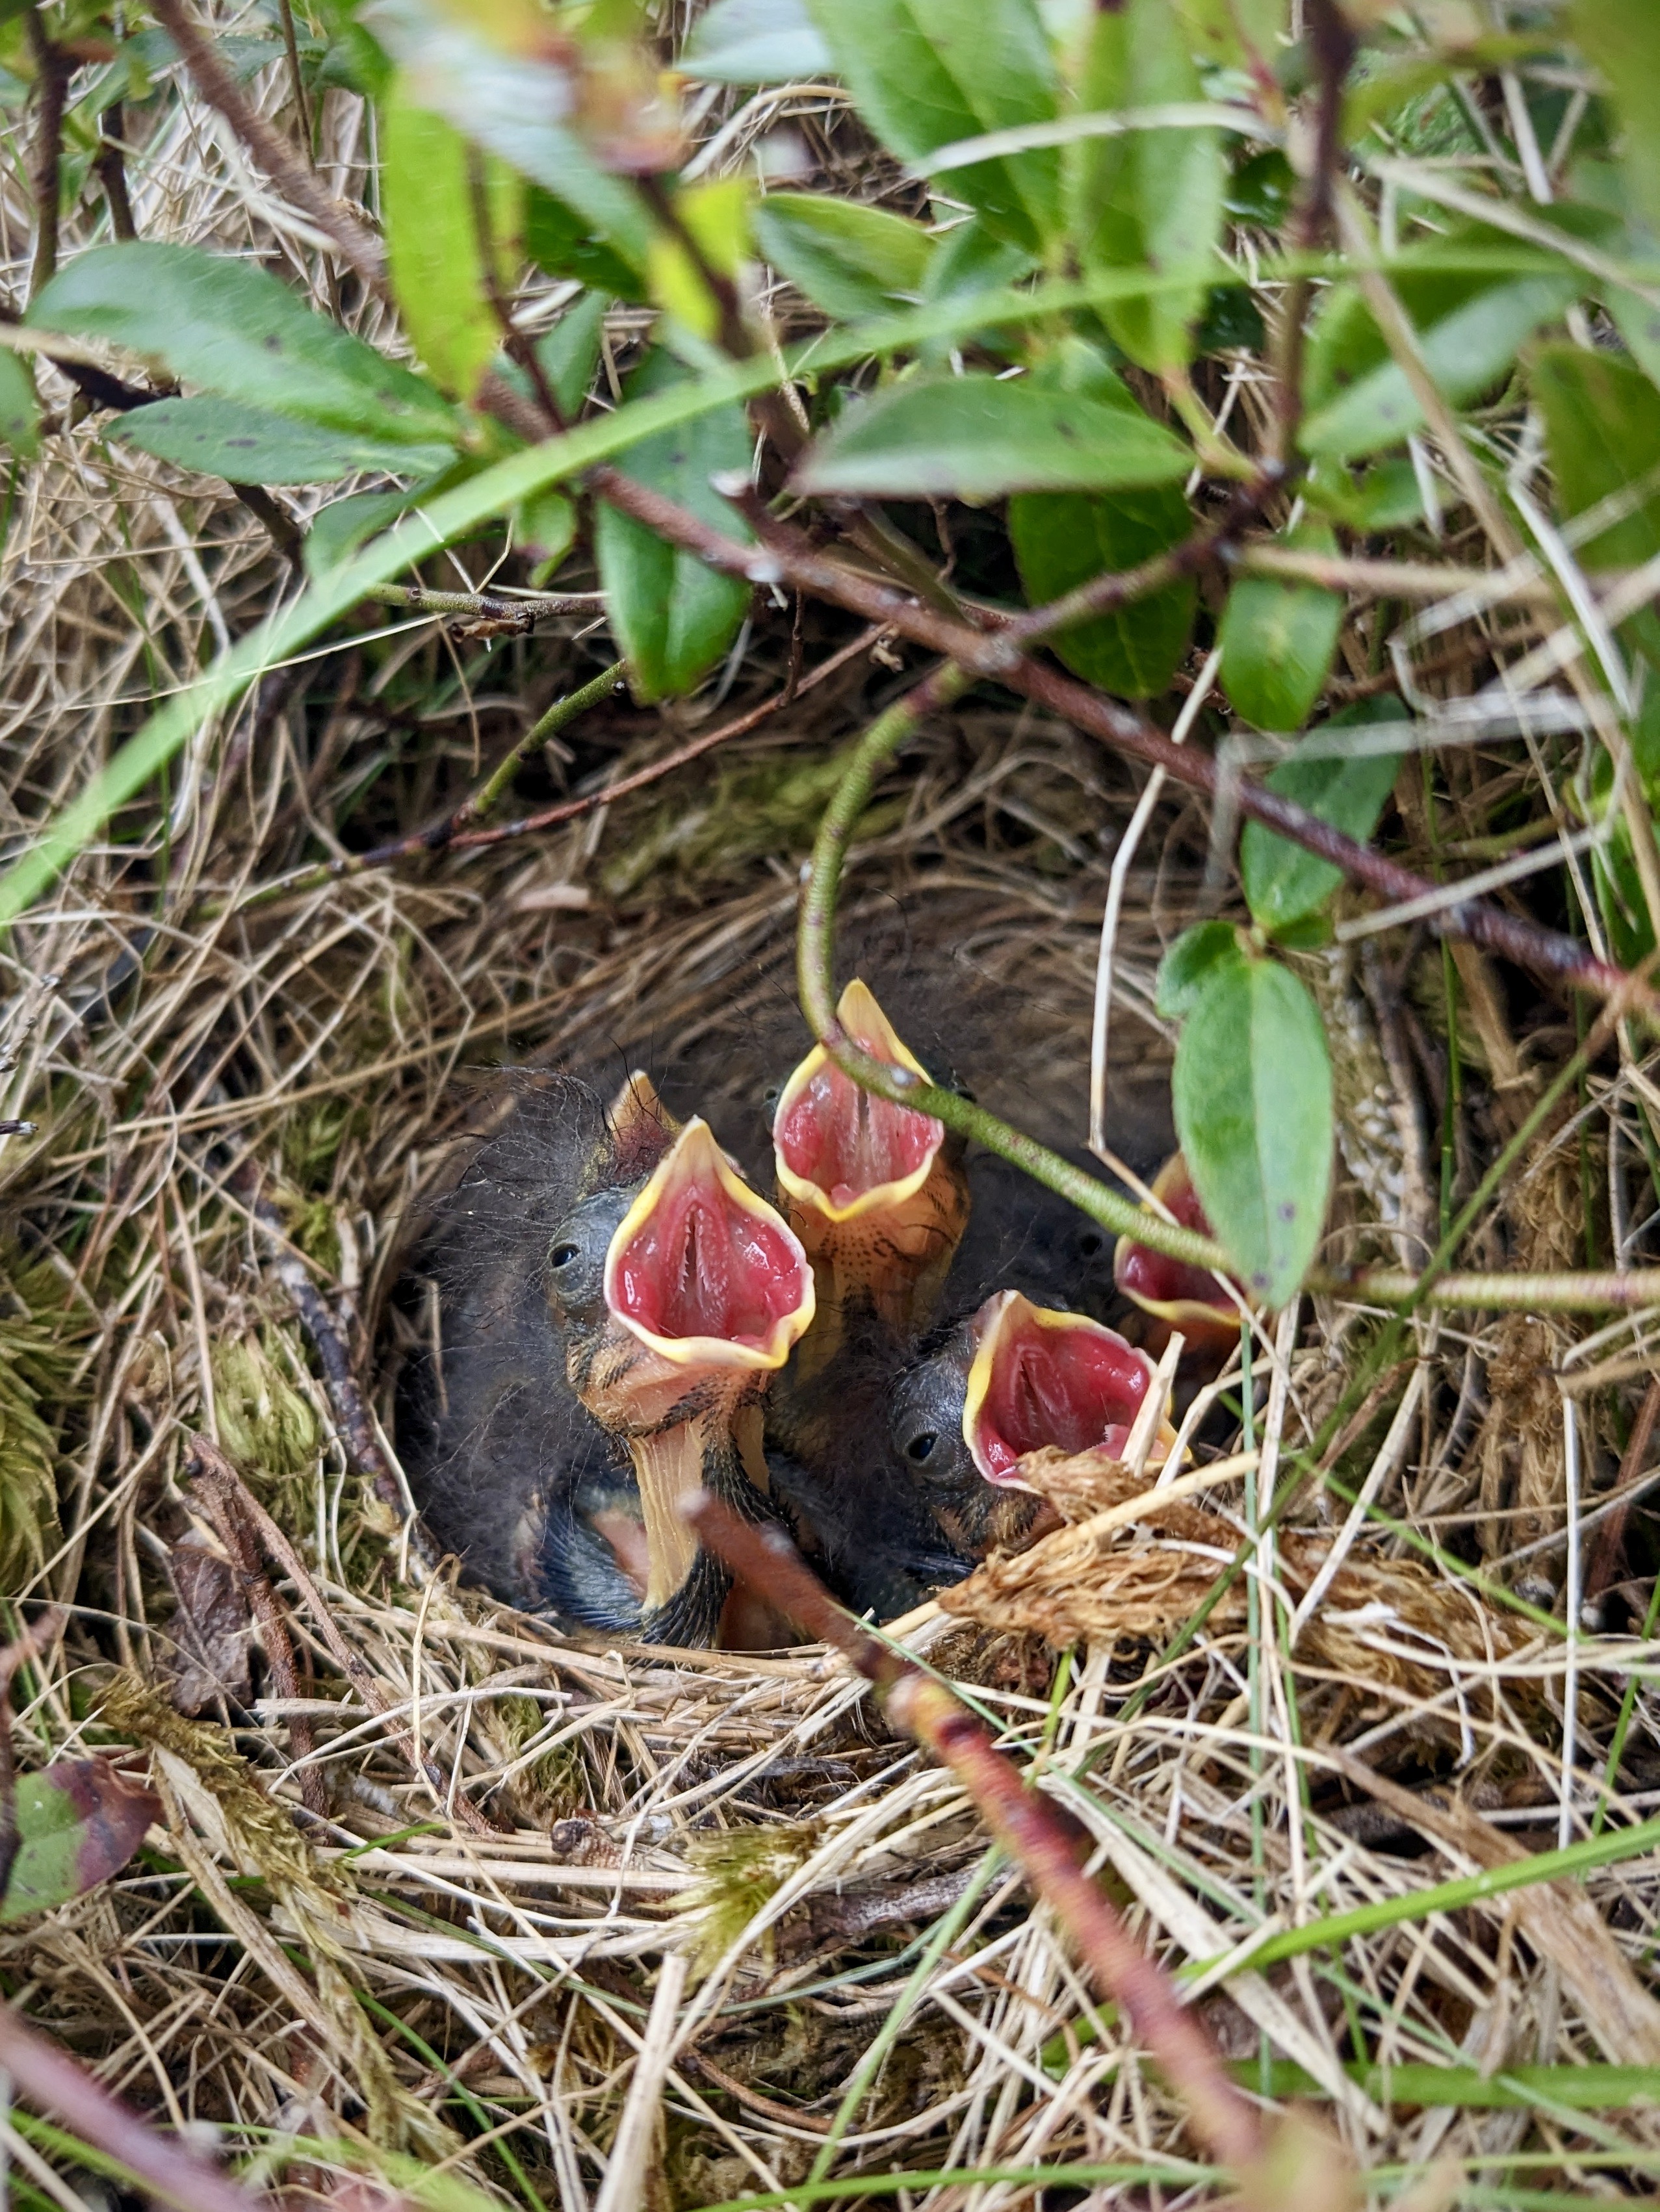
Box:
[606,1118,814,1368]
[1113,1152,1245,1352]
[963,1292,1156,1485]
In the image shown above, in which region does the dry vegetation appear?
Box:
[3,8,1660,2210]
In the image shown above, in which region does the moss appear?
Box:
[212,1332,322,1485]
[684,1822,820,1976]
[0,1248,91,1591]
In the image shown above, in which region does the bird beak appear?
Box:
[582,1118,814,1619]
[1113,1151,1245,1353]
[961,1291,1170,1487]
[605,1116,815,1374]
[772,978,967,1333]
[606,1068,679,1181]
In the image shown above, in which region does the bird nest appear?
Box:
[5,34,1660,2212]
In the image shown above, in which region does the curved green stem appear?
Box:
[796,663,1232,1278]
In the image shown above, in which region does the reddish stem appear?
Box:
[682,1493,1267,2178]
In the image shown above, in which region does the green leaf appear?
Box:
[362,0,653,271]
[794,373,1191,500]
[535,289,610,421]
[1219,524,1343,734]
[0,344,40,458]
[916,218,1036,363]
[525,188,648,302]
[1169,0,1284,73]
[382,80,519,400]
[113,396,458,485]
[1302,456,1425,533]
[1,1760,160,1923]
[595,350,755,703]
[1533,342,1660,662]
[517,487,577,584]
[1010,487,1196,698]
[801,0,1062,253]
[1239,699,1408,934]
[681,0,831,83]
[755,192,933,322]
[1066,0,1224,372]
[1571,0,1660,244]
[1156,920,1244,1020]
[303,485,424,577]
[1301,248,1581,461]
[29,241,456,443]
[1173,956,1332,1307]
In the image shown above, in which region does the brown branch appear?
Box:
[683,1494,1280,2184]
[93,100,136,242]
[187,1462,325,1815]
[362,582,606,626]
[233,1177,418,1536]
[148,0,387,294]
[23,6,70,300]
[586,467,1653,1016]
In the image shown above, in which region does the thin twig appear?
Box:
[235,626,879,911]
[587,466,1655,1018]
[23,6,70,301]
[187,1462,326,1816]
[684,1493,1278,2187]
[148,0,387,293]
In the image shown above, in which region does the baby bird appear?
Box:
[888,1291,1165,1560]
[547,1094,815,1644]
[406,1073,815,1646]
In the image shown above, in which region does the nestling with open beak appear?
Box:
[888,1291,1174,1560]
[549,1101,816,1645]
[756,977,980,1614]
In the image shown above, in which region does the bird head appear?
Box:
[550,1113,814,1618]
[772,978,968,1337]
[891,1291,1169,1557]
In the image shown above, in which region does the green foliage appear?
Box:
[681,0,831,84]
[0,1249,84,1592]
[211,1336,322,1485]
[796,374,1191,499]
[1533,342,1660,661]
[0,1761,159,1924]
[29,241,456,441]
[1156,920,1244,1021]
[1572,0,1660,244]
[1239,700,1408,936]
[1219,524,1343,734]
[595,349,754,702]
[0,346,39,459]
[1301,240,1580,461]
[755,194,933,322]
[802,0,1061,252]
[382,81,520,401]
[114,396,457,486]
[1065,0,1223,372]
[1011,485,1195,697]
[1168,949,1334,1307]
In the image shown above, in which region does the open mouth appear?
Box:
[962,1291,1156,1484]
[1113,1152,1243,1337]
[773,979,945,1221]
[605,1117,814,1369]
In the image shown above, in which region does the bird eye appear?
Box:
[903,1430,939,1465]
[549,1241,581,1270]
[1078,1229,1106,1259]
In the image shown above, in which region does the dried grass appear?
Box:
[2,18,1660,2212]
